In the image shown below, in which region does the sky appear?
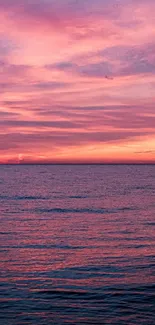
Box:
[0,0,155,164]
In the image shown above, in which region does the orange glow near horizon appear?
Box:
[0,0,155,164]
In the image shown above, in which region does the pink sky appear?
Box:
[0,0,155,163]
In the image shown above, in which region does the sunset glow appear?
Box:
[0,0,155,163]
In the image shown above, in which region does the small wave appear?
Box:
[50,195,90,199]
[35,206,138,214]
[134,185,154,190]
[30,283,155,305]
[16,196,48,200]
[69,195,88,199]
[32,289,88,297]
[0,195,48,201]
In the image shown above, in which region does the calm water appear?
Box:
[0,165,155,325]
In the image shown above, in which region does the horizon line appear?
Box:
[0,163,155,166]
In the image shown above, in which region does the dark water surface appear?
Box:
[0,165,155,324]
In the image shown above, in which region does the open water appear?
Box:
[0,165,155,324]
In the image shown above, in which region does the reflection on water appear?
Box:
[0,165,155,324]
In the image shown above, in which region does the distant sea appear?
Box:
[0,165,155,324]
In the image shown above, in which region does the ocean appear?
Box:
[0,165,155,324]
